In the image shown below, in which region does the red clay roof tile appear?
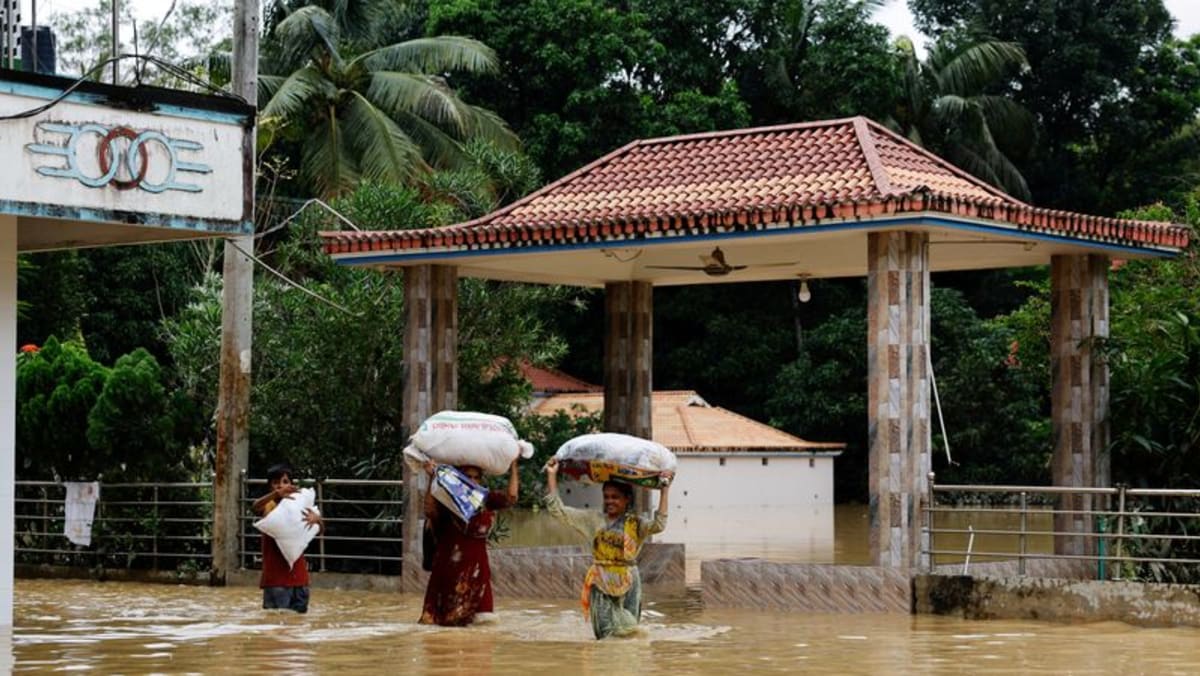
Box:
[321,117,1190,255]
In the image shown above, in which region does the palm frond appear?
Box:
[974,94,1036,153]
[367,71,473,138]
[462,105,520,151]
[302,105,361,199]
[257,74,288,103]
[274,5,344,72]
[933,40,1026,96]
[357,36,499,75]
[388,109,470,169]
[344,91,428,183]
[261,66,332,122]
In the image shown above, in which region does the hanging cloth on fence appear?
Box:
[63,481,100,547]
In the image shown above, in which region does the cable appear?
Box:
[0,53,244,122]
[256,198,363,240]
[224,239,363,318]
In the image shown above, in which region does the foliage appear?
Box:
[16,337,198,481]
[48,0,231,86]
[738,0,901,125]
[889,37,1033,198]
[259,4,517,197]
[16,338,108,480]
[508,407,603,507]
[909,0,1200,212]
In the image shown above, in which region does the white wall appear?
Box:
[560,454,837,510]
[0,90,247,222]
[0,215,15,628]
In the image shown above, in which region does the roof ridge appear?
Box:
[706,402,844,448]
[633,116,862,147]
[675,404,700,448]
[852,116,894,198]
[859,118,1027,206]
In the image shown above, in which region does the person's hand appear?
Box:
[302,508,321,527]
[424,460,437,478]
[276,484,299,500]
[660,470,675,482]
[544,458,559,474]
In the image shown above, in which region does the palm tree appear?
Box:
[889,38,1034,200]
[259,5,517,198]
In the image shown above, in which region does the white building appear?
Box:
[523,365,843,579]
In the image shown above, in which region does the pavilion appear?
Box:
[320,116,1190,583]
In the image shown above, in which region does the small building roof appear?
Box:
[322,117,1188,286]
[519,361,603,394]
[533,390,844,455]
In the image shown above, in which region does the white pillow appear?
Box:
[253,487,320,569]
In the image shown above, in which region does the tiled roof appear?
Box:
[322,117,1190,255]
[533,391,844,454]
[519,362,602,394]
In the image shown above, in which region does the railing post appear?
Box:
[238,469,246,571]
[152,485,160,571]
[1018,490,1028,576]
[315,479,325,573]
[1114,484,1127,581]
[922,471,936,572]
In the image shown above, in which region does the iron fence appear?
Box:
[13,476,406,576]
[14,481,213,571]
[239,474,404,576]
[923,473,1200,582]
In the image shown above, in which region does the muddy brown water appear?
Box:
[11,505,1196,673]
[10,578,1200,674]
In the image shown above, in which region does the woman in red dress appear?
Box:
[419,459,518,626]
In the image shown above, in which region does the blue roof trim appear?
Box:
[0,198,252,236]
[331,215,1177,267]
[0,80,249,125]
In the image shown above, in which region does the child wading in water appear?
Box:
[252,462,323,613]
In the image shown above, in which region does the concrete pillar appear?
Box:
[0,216,14,628]
[867,231,931,569]
[1050,254,1110,556]
[400,264,457,591]
[603,281,652,439]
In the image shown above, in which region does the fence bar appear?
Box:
[1018,491,1027,576]
[1114,484,1127,581]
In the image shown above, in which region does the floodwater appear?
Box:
[11,578,1200,673]
[505,504,1057,582]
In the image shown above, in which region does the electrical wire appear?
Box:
[0,52,244,122]
[224,238,363,318]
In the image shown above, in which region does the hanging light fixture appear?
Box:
[796,274,812,303]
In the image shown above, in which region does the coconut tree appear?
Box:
[259,5,518,198]
[889,38,1034,200]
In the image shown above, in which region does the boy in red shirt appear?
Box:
[251,462,323,613]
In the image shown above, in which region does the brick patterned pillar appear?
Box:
[603,281,653,438]
[867,232,931,570]
[1050,255,1110,556]
[401,264,458,591]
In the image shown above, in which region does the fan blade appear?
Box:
[750,262,801,268]
[729,265,748,271]
[645,265,709,271]
[700,255,718,267]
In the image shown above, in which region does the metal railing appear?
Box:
[14,481,213,571]
[239,474,405,576]
[14,477,406,576]
[923,472,1200,582]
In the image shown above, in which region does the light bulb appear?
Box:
[798,280,812,303]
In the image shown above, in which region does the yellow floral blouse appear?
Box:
[543,492,667,613]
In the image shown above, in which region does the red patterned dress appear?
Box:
[419,492,512,626]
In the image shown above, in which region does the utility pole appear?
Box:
[212,0,258,585]
[111,0,119,83]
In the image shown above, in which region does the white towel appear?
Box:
[64,481,100,547]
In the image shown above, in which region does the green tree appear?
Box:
[16,337,109,480]
[889,37,1033,198]
[908,0,1200,212]
[738,0,901,124]
[260,5,517,197]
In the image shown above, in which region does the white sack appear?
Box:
[253,487,320,569]
[407,410,534,475]
[553,433,678,472]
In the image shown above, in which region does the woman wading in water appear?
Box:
[543,458,672,639]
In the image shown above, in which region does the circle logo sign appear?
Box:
[27,122,212,194]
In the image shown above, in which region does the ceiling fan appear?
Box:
[645,246,797,277]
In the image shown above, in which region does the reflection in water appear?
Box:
[13,579,1200,673]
